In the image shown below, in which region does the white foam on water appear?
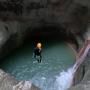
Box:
[13,40,90,90]
[41,77,46,80]
[55,66,75,90]
[55,44,90,90]
[14,71,75,90]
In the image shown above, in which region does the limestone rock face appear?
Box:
[69,50,90,90]
[0,21,26,59]
[0,0,89,52]
[74,0,90,8]
[13,81,40,90]
[0,69,40,90]
[0,0,89,33]
[0,69,18,90]
[0,0,89,90]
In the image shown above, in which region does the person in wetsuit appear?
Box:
[34,43,42,63]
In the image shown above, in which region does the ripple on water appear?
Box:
[0,42,75,90]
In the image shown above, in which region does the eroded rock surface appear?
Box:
[0,0,89,90]
[0,0,89,33]
[0,69,40,90]
[69,43,90,90]
[0,0,89,59]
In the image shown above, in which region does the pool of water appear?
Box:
[0,40,75,90]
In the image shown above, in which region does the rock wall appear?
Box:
[0,0,90,90]
[0,0,89,33]
[0,21,26,59]
[69,28,90,90]
[0,0,89,59]
[69,52,90,90]
[0,69,40,90]
[0,20,81,59]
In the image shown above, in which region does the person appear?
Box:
[34,42,42,63]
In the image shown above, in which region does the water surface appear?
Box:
[0,40,75,90]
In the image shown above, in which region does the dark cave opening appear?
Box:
[24,24,79,50]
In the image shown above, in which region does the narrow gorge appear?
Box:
[0,0,90,90]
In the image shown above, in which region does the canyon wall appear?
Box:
[69,50,90,90]
[0,0,89,90]
[0,0,89,34]
[0,69,40,90]
[69,28,90,90]
[0,0,89,58]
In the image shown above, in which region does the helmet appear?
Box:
[37,42,42,48]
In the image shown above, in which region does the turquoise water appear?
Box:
[0,40,75,90]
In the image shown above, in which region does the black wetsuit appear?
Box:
[34,47,42,63]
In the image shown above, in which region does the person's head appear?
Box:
[36,42,42,48]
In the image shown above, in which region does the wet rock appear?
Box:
[0,69,40,90]
[13,81,40,90]
[69,47,90,90]
[0,69,18,90]
[69,83,90,90]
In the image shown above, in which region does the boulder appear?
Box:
[0,69,40,90]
